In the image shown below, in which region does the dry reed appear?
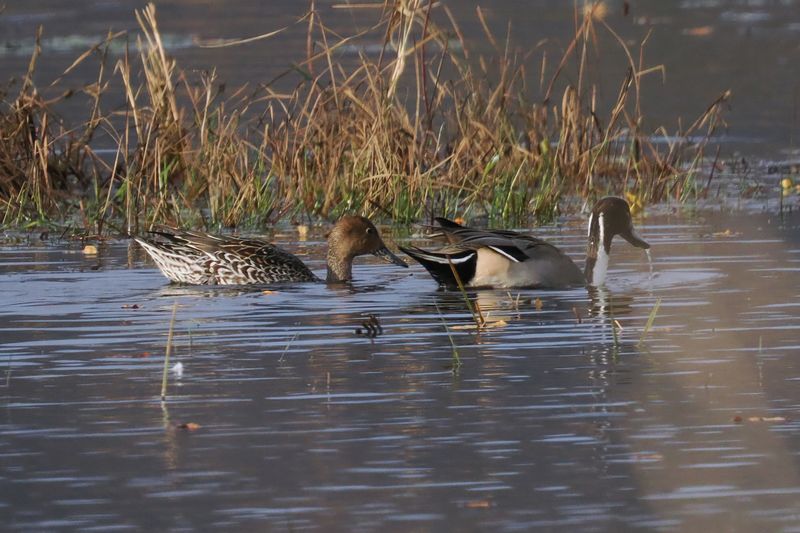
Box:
[0,1,728,232]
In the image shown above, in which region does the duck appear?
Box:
[399,197,649,289]
[135,215,407,285]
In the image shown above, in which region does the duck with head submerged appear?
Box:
[399,197,649,289]
[135,215,407,285]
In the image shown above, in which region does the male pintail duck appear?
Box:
[135,215,407,285]
[399,197,649,289]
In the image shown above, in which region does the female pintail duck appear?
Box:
[399,197,649,289]
[135,215,407,285]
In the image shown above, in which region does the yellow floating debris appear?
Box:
[297,224,309,240]
[452,319,508,331]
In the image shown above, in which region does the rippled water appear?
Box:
[2,208,800,530]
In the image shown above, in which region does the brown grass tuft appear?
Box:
[0,1,728,232]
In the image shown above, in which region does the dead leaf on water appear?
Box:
[452,319,508,330]
[534,298,543,310]
[83,244,98,255]
[684,25,714,36]
[177,422,201,431]
[262,290,278,296]
[464,499,493,509]
[631,452,664,462]
[296,224,309,240]
[712,229,740,238]
[107,351,151,359]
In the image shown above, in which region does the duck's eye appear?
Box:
[366,227,374,234]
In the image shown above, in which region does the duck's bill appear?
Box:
[374,246,409,267]
[621,229,650,249]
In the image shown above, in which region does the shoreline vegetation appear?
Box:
[0,1,728,236]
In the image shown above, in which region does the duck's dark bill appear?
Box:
[621,229,650,249]
[374,246,409,267]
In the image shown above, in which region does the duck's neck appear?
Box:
[584,212,611,286]
[585,245,610,286]
[326,249,353,282]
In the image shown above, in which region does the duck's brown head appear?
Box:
[326,215,407,282]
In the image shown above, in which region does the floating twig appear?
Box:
[160,301,178,401]
[280,333,299,362]
[608,296,620,347]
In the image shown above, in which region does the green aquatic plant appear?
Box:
[639,297,662,346]
[434,301,462,373]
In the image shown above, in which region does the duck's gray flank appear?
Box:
[400,196,649,289]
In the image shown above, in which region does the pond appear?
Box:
[2,204,800,530]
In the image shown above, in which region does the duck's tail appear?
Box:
[134,233,210,284]
[398,245,477,289]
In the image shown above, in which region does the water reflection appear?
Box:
[1,209,800,530]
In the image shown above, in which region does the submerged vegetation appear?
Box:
[0,1,728,233]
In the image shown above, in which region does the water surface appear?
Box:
[2,207,800,530]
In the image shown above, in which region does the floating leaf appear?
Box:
[464,499,493,509]
[452,319,508,330]
[177,422,201,431]
[296,224,309,240]
[712,229,740,238]
[631,452,664,462]
[83,244,98,255]
[534,298,543,310]
[684,26,714,37]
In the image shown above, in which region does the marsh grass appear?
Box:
[0,2,727,232]
[638,296,662,345]
[434,300,462,373]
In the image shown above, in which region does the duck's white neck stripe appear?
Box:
[592,213,609,286]
[593,246,609,286]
